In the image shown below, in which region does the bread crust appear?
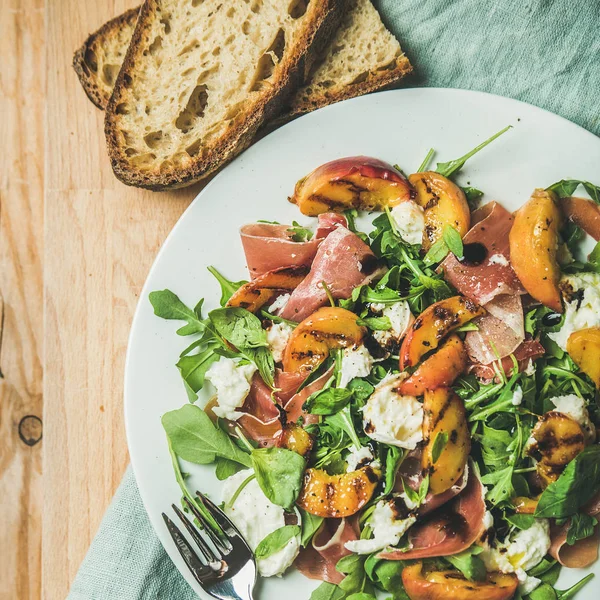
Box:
[104,0,346,191]
[72,7,140,110]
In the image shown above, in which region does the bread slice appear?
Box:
[74,0,412,115]
[104,0,344,190]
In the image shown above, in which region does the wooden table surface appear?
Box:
[1,1,203,598]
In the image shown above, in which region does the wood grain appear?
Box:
[1,0,44,598]
[42,2,200,599]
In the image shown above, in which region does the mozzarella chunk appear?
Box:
[524,359,536,376]
[550,272,600,350]
[269,293,291,315]
[266,322,293,363]
[550,393,596,442]
[390,201,425,245]
[222,470,300,577]
[339,345,374,387]
[345,445,374,472]
[371,300,413,349]
[205,358,256,421]
[345,499,416,554]
[511,386,523,406]
[481,519,551,595]
[362,374,423,449]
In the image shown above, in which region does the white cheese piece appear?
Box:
[511,386,523,406]
[339,345,374,387]
[549,272,600,350]
[266,322,293,363]
[222,470,300,577]
[362,374,423,449]
[481,519,551,595]
[550,394,596,442]
[524,359,536,376]
[488,253,509,266]
[390,201,425,245]
[345,445,374,472]
[205,358,257,421]
[372,300,413,350]
[268,293,291,315]
[345,499,416,554]
[482,510,494,531]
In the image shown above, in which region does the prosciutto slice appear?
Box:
[294,518,359,584]
[281,227,384,322]
[469,338,545,382]
[240,214,347,279]
[465,295,525,365]
[549,491,600,568]
[379,464,486,560]
[441,202,525,304]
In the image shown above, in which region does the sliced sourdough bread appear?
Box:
[74,0,412,115]
[104,0,344,190]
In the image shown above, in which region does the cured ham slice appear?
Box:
[441,202,525,304]
[281,227,385,322]
[379,463,486,560]
[469,338,545,382]
[465,295,524,365]
[549,491,600,568]
[294,518,359,584]
[240,214,347,279]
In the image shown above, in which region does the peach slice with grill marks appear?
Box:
[296,465,380,517]
[400,296,485,370]
[509,188,563,312]
[407,171,471,251]
[282,307,365,374]
[290,156,415,216]
[566,327,600,389]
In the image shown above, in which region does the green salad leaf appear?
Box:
[251,447,306,510]
[207,266,247,305]
[209,307,268,349]
[305,388,353,416]
[299,508,324,547]
[431,431,449,464]
[149,289,206,336]
[162,404,251,467]
[214,456,245,481]
[255,525,300,559]
[288,221,314,242]
[546,179,600,204]
[565,512,598,546]
[444,545,486,581]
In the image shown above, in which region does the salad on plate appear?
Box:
[151,128,600,600]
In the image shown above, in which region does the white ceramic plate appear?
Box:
[125,88,600,599]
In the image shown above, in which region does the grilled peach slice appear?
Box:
[509,189,563,312]
[422,388,470,495]
[282,307,365,374]
[402,562,518,600]
[279,423,313,456]
[290,156,414,216]
[560,196,600,241]
[400,296,485,369]
[512,496,538,514]
[526,411,585,486]
[399,334,467,395]
[567,327,600,388]
[407,171,471,251]
[227,265,309,313]
[297,466,380,517]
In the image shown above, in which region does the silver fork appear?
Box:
[162,492,256,600]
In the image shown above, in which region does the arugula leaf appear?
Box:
[535,446,600,518]
[402,474,430,508]
[251,447,305,510]
[207,266,247,306]
[305,388,353,416]
[565,512,598,545]
[528,574,595,600]
[462,186,484,209]
[479,424,513,470]
[443,225,464,258]
[214,456,245,480]
[416,148,435,173]
[505,512,535,530]
[356,316,392,331]
[288,221,313,242]
[244,346,275,388]
[149,289,206,336]
[176,348,220,400]
[255,525,300,559]
[444,545,486,581]
[589,240,600,272]
[547,179,600,204]
[423,237,450,265]
[384,446,404,495]
[326,406,362,449]
[337,555,375,597]
[299,508,324,547]
[365,559,410,599]
[431,431,449,464]
[435,125,511,179]
[348,378,375,403]
[310,582,345,600]
[209,307,268,349]
[162,404,251,467]
[481,466,515,506]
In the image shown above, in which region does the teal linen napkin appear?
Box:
[69,1,600,598]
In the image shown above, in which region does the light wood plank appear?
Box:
[43,2,202,598]
[0,0,45,598]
